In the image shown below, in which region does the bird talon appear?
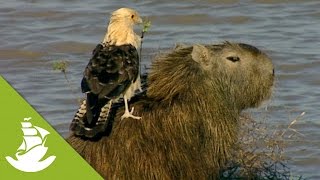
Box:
[121,109,141,120]
[130,107,135,113]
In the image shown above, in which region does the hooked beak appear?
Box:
[136,17,143,24]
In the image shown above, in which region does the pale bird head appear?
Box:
[110,8,142,26]
[104,8,143,48]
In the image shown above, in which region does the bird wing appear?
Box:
[81,43,139,126]
[82,43,139,98]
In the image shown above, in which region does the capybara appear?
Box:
[67,42,274,179]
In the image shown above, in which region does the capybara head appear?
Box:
[148,42,274,111]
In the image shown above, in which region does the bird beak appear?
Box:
[137,17,143,24]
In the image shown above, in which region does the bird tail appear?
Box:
[85,93,100,127]
[72,99,87,125]
[70,98,113,138]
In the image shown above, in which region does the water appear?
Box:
[0,0,319,178]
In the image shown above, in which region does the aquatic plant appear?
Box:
[52,60,68,73]
[52,60,81,104]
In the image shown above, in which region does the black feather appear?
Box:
[70,74,148,139]
[80,43,139,128]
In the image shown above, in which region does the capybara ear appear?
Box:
[191,44,210,67]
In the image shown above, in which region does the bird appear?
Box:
[70,8,143,138]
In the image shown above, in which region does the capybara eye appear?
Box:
[226,56,240,62]
[131,14,134,18]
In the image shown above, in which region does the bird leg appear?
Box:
[121,95,141,120]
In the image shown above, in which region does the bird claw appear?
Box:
[130,107,135,113]
[121,107,141,120]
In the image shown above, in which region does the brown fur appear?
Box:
[67,42,274,179]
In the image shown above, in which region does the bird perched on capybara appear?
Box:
[71,8,143,138]
[67,42,274,179]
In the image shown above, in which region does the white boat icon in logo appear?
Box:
[6,117,56,172]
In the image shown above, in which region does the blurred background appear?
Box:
[0,0,319,178]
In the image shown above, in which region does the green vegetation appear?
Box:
[52,60,69,73]
[142,19,151,33]
[52,60,70,85]
[141,19,151,39]
[139,19,151,73]
[52,60,81,104]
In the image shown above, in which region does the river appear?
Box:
[0,0,319,178]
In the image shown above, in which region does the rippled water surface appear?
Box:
[0,0,319,178]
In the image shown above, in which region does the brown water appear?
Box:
[0,0,319,178]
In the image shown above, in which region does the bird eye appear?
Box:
[131,15,134,18]
[226,56,240,62]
